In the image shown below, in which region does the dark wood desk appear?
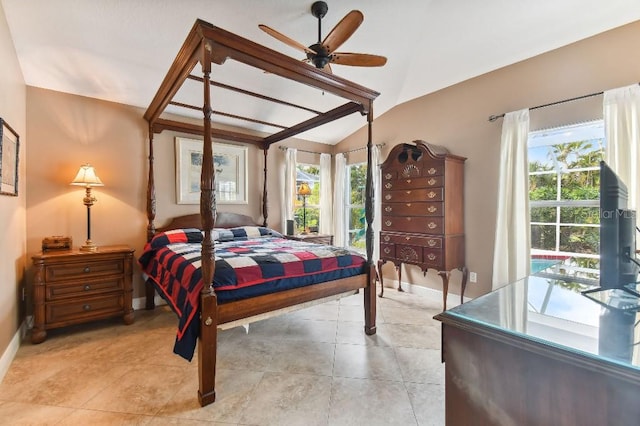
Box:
[435,275,640,426]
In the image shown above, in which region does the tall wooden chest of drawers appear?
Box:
[31,245,135,343]
[378,141,467,310]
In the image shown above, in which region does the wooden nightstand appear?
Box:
[286,233,334,245]
[31,245,135,343]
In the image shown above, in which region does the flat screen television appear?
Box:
[598,160,638,289]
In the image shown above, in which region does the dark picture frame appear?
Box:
[0,118,19,196]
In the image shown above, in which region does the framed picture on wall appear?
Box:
[175,137,248,205]
[0,118,19,196]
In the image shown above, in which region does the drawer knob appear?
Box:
[427,253,437,261]
[428,178,436,185]
[427,206,437,213]
[406,203,412,207]
[428,222,437,229]
[83,304,91,311]
[428,240,437,247]
[84,285,91,291]
[384,236,390,242]
[427,191,436,199]
[405,236,411,241]
[406,179,412,184]
[385,173,393,180]
[385,220,392,226]
[385,194,391,200]
[385,206,392,212]
[383,247,391,254]
[428,168,437,175]
[385,182,392,189]
[83,267,90,273]
[405,190,411,194]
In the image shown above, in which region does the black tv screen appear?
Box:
[599,160,637,289]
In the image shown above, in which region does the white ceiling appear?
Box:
[3,0,640,144]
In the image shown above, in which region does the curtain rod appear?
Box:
[487,82,640,122]
[278,142,385,156]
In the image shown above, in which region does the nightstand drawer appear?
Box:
[46,277,123,301]
[46,294,124,325]
[45,259,123,282]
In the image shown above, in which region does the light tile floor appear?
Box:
[0,288,447,425]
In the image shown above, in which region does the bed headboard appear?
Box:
[157,212,260,233]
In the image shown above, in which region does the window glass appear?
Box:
[346,163,367,251]
[294,164,320,233]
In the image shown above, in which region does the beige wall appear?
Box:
[0,4,26,361]
[337,20,640,298]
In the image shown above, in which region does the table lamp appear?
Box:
[71,164,104,251]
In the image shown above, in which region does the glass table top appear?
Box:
[440,274,640,370]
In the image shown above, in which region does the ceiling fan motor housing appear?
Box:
[311,1,328,19]
[307,43,331,68]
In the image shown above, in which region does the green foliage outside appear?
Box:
[349,164,367,249]
[295,164,320,233]
[529,138,604,271]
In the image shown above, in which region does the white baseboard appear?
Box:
[0,320,27,384]
[132,295,166,311]
[384,279,469,308]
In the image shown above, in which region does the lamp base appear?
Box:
[80,240,98,252]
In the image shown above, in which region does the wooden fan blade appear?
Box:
[331,52,387,67]
[321,63,333,74]
[322,10,363,53]
[259,24,317,54]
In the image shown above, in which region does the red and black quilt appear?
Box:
[138,227,367,360]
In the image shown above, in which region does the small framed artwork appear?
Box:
[0,118,19,196]
[175,137,248,205]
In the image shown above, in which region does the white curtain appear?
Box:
[283,148,297,233]
[492,109,531,290]
[371,145,382,262]
[333,153,347,247]
[319,153,333,234]
[604,84,640,224]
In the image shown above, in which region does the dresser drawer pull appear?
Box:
[406,203,412,207]
[428,178,436,185]
[428,222,437,229]
[384,235,390,242]
[428,240,437,247]
[383,247,391,254]
[406,217,412,221]
[427,205,437,213]
[405,236,411,241]
[385,182,392,189]
[427,191,436,199]
[405,190,411,195]
[406,179,412,184]
[83,304,91,311]
[385,220,392,226]
[385,194,391,200]
[427,168,437,175]
[427,253,437,261]
[385,173,393,180]
[384,206,392,212]
[83,267,91,273]
[84,285,91,291]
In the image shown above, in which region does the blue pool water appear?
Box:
[531,258,563,274]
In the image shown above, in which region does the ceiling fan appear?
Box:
[259,1,387,73]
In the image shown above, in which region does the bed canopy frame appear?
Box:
[143,19,379,406]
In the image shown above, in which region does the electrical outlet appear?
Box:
[469,272,477,283]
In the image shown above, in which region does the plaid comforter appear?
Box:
[138,227,367,360]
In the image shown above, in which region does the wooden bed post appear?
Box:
[364,106,377,335]
[145,125,157,310]
[262,147,268,227]
[198,40,218,407]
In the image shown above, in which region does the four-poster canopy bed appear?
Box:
[140,19,379,407]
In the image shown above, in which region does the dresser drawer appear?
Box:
[382,176,443,190]
[382,188,443,203]
[45,259,124,282]
[382,217,444,234]
[380,242,395,258]
[423,248,444,268]
[45,294,124,325]
[421,163,444,177]
[395,244,423,263]
[46,277,123,301]
[383,202,443,217]
[380,232,442,248]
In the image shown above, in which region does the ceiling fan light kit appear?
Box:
[259,1,386,73]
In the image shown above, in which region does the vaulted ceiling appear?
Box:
[3,0,640,144]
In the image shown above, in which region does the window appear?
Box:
[346,162,367,251]
[294,163,320,233]
[528,121,605,275]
